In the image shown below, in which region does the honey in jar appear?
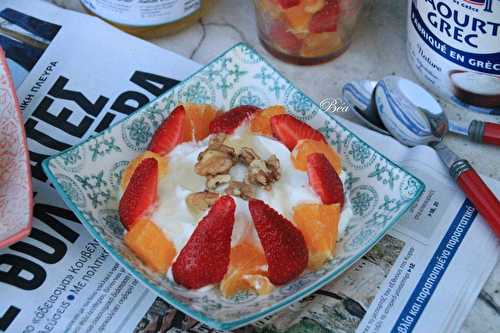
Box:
[80,0,212,38]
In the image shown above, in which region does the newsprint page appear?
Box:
[0,1,498,333]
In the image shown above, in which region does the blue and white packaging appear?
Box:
[407,0,500,114]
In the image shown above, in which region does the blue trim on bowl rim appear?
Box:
[42,42,425,331]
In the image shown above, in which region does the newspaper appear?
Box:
[0,1,498,332]
[0,1,200,332]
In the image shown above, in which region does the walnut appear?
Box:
[266,155,281,180]
[206,174,231,191]
[195,150,235,176]
[208,133,227,149]
[239,147,260,165]
[225,181,255,200]
[218,145,237,160]
[186,191,220,212]
[247,155,281,190]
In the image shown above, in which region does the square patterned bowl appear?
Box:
[43,43,424,330]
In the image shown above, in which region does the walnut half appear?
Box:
[195,135,237,176]
[247,155,281,190]
[195,150,234,176]
[206,174,231,191]
[239,147,260,165]
[225,181,255,200]
[186,191,220,213]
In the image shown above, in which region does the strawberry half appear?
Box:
[275,0,301,9]
[309,0,340,33]
[119,158,158,230]
[209,105,260,134]
[249,199,308,285]
[270,114,326,150]
[148,105,186,155]
[307,153,344,206]
[173,196,236,289]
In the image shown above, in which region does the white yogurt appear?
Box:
[407,0,500,110]
[148,124,353,255]
[450,71,500,96]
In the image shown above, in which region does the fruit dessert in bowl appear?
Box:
[43,43,424,329]
[254,0,364,64]
[118,103,353,298]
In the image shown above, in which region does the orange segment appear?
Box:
[284,0,325,32]
[303,0,326,13]
[291,139,341,172]
[181,103,219,142]
[220,241,272,298]
[285,4,312,32]
[301,32,342,58]
[124,218,176,273]
[242,275,273,295]
[293,203,340,270]
[250,105,286,136]
[121,151,167,190]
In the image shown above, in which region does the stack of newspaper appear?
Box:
[0,1,498,332]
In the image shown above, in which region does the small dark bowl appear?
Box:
[449,70,500,108]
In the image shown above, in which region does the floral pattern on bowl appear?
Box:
[42,43,424,330]
[0,47,33,249]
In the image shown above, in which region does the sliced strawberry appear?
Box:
[249,199,308,285]
[275,0,301,9]
[119,158,158,230]
[268,20,302,54]
[208,105,260,134]
[270,114,326,150]
[307,153,344,206]
[148,105,185,155]
[173,196,236,289]
[309,0,340,33]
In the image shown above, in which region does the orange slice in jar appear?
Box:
[301,31,343,58]
[285,4,312,32]
[284,0,326,32]
[304,0,326,13]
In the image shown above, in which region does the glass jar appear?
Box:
[254,0,363,65]
[81,0,213,38]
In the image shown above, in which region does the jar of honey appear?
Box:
[80,0,213,38]
[254,0,364,65]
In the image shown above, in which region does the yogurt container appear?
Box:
[407,0,500,113]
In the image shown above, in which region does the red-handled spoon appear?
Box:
[343,80,500,147]
[374,76,500,238]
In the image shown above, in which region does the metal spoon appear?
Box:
[374,76,500,237]
[342,80,500,146]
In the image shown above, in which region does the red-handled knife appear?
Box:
[434,143,500,238]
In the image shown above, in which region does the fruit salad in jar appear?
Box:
[254,0,363,65]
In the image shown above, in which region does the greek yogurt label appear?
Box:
[407,0,500,111]
[81,0,201,27]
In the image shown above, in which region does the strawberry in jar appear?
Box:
[254,0,364,65]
